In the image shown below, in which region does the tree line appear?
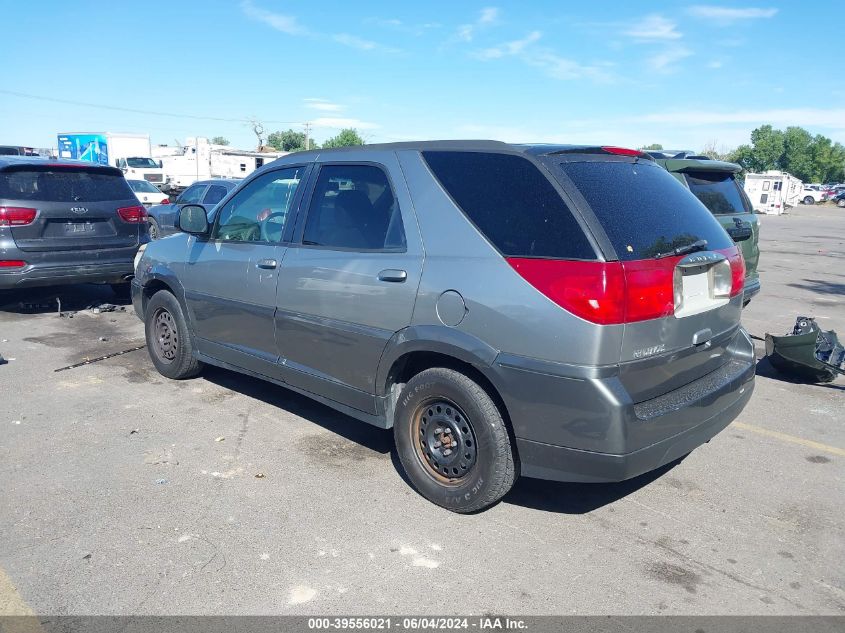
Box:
[644,125,845,184]
[266,128,365,152]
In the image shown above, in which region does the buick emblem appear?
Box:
[70,207,88,215]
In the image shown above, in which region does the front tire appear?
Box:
[838,199,845,208]
[394,368,517,513]
[803,196,815,205]
[144,290,202,379]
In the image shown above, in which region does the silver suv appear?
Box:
[132,141,755,512]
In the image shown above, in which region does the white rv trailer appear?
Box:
[742,171,803,215]
[158,137,285,191]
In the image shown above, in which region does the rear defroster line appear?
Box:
[53,345,146,372]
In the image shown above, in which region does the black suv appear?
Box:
[0,157,148,292]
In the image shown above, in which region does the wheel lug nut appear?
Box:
[443,449,452,456]
[433,441,441,448]
[434,427,443,434]
[443,428,452,434]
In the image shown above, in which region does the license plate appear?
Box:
[66,222,94,234]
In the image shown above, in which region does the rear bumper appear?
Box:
[516,382,753,483]
[493,327,756,483]
[0,262,134,290]
[743,277,761,304]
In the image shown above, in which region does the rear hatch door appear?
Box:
[0,164,141,252]
[546,155,744,402]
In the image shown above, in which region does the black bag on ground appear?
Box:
[765,316,845,383]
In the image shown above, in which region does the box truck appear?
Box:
[56,132,166,186]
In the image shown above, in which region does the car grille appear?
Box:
[144,174,163,183]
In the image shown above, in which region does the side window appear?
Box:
[302,164,405,251]
[212,167,304,243]
[762,180,771,191]
[177,184,206,205]
[760,193,768,204]
[203,184,228,206]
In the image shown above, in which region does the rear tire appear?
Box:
[144,290,202,379]
[394,368,517,513]
[803,196,815,205]
[147,217,161,240]
[838,199,845,208]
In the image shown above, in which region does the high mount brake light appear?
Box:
[601,146,650,158]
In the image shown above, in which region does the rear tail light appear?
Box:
[717,246,745,297]
[506,257,678,325]
[0,207,37,226]
[0,260,27,268]
[161,198,170,204]
[117,205,148,223]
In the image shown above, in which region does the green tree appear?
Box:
[210,136,230,146]
[748,124,785,171]
[640,143,663,150]
[322,128,366,148]
[781,126,814,181]
[267,128,315,152]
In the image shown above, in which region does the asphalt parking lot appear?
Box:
[0,204,843,616]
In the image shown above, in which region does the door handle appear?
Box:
[378,269,407,283]
[256,258,278,270]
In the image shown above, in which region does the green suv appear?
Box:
[648,151,761,305]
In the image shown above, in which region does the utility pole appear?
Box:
[304,122,312,151]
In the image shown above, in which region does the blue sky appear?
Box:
[2,1,843,152]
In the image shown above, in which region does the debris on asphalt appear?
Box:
[155,478,168,485]
[53,345,146,372]
[214,436,225,442]
[766,316,845,383]
[129,429,139,435]
[255,473,266,479]
[91,303,125,314]
[98,337,109,342]
[82,553,91,560]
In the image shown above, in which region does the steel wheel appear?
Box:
[148,219,160,240]
[152,307,178,363]
[411,398,478,485]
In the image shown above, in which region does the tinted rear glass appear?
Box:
[684,171,750,215]
[423,151,596,259]
[556,160,734,261]
[0,167,134,202]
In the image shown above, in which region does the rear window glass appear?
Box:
[0,168,133,202]
[685,171,749,215]
[556,160,734,261]
[422,151,596,259]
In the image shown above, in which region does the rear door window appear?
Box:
[203,184,228,206]
[555,160,734,261]
[683,171,749,215]
[0,167,133,202]
[176,184,206,205]
[422,151,596,259]
[302,164,406,251]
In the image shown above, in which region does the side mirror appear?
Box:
[177,204,210,236]
[158,160,163,168]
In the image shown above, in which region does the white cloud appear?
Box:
[479,7,500,24]
[457,6,500,42]
[310,117,380,130]
[623,14,682,41]
[474,31,613,82]
[707,60,724,69]
[475,31,541,60]
[304,98,344,112]
[333,33,377,50]
[688,6,778,23]
[647,46,693,73]
[240,0,307,36]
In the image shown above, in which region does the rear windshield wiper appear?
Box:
[654,239,708,259]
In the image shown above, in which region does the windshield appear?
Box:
[554,159,734,261]
[684,171,750,215]
[127,179,161,193]
[126,157,159,168]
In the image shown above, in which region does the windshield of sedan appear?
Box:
[126,157,159,168]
